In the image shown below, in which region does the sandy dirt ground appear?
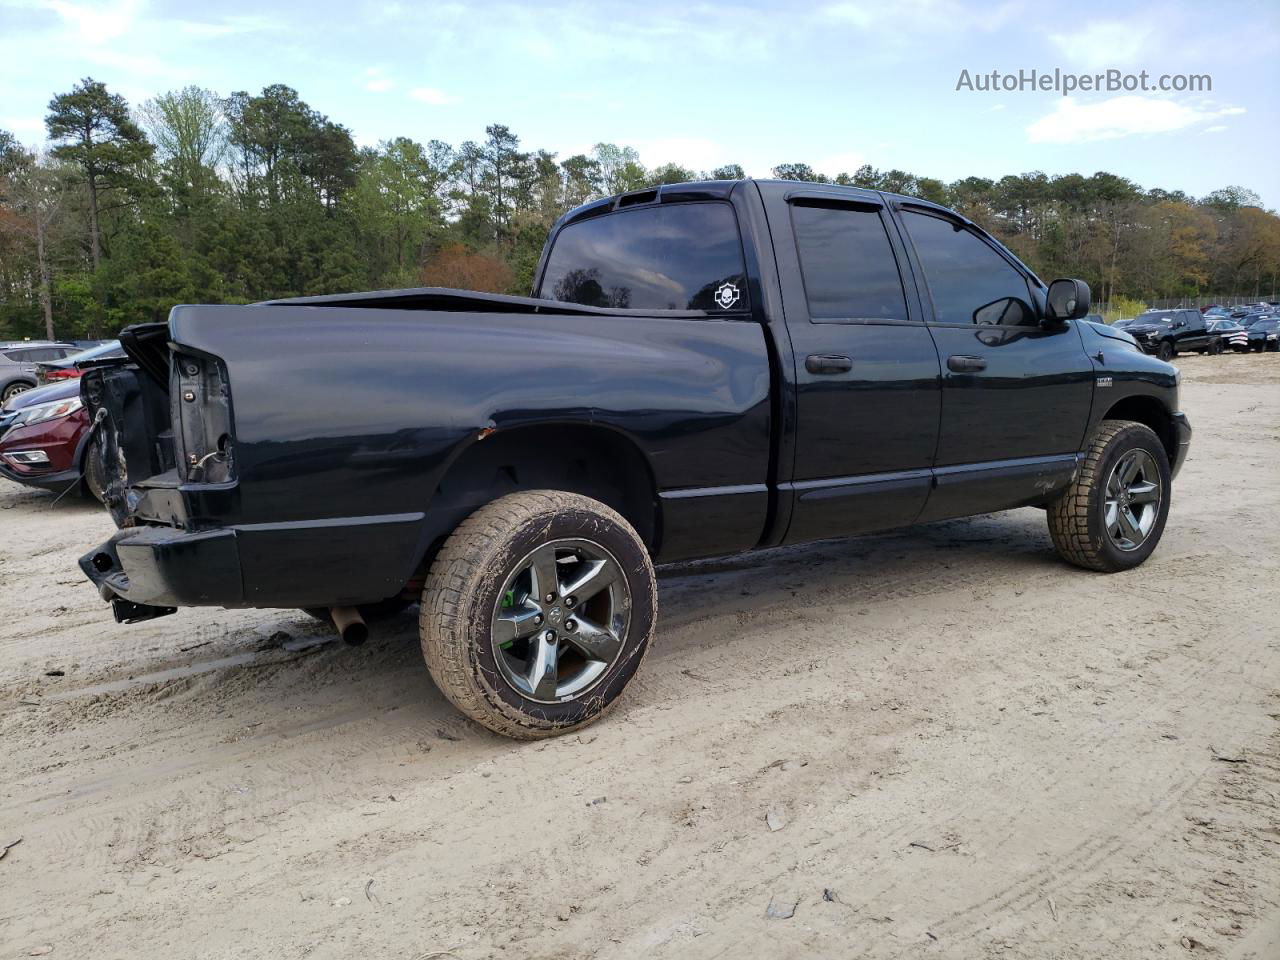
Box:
[1,352,1278,960]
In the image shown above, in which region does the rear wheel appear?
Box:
[419,490,656,739]
[1047,420,1171,572]
[1209,339,1224,355]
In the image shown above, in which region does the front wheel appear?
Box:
[1046,420,1171,572]
[1156,341,1175,361]
[420,490,657,739]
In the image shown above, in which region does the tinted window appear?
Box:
[903,211,1035,326]
[791,203,908,321]
[539,202,747,312]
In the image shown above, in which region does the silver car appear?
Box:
[0,341,78,403]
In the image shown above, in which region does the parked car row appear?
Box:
[0,341,118,500]
[1113,305,1280,358]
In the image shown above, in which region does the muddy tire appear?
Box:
[419,490,656,740]
[1047,420,1171,573]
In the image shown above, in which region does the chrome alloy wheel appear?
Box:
[1104,449,1161,551]
[491,538,630,703]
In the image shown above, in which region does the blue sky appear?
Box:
[1,0,1277,205]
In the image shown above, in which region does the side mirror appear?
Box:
[1045,278,1090,322]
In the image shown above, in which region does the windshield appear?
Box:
[1135,312,1174,325]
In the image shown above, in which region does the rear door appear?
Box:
[893,205,1095,521]
[1175,310,1210,351]
[762,187,942,544]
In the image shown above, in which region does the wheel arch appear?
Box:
[1100,394,1177,467]
[411,422,662,580]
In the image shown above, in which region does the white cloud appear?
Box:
[1049,19,1158,69]
[1027,95,1246,143]
[364,67,394,93]
[1201,124,1228,134]
[821,0,1020,32]
[172,15,279,38]
[409,87,455,105]
[44,0,141,43]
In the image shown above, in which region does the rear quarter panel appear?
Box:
[169,302,772,538]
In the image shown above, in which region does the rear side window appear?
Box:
[903,211,1036,326]
[791,202,908,322]
[539,202,748,312]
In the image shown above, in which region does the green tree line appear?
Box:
[2,77,1278,340]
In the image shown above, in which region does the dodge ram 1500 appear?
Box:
[78,178,1192,738]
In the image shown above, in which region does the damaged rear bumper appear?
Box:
[80,512,425,619]
[80,525,242,622]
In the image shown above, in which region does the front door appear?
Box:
[765,192,942,544]
[895,207,1096,521]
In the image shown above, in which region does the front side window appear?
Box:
[791,202,908,322]
[902,211,1036,326]
[538,202,747,312]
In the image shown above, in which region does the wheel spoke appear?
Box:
[526,633,560,700]
[561,558,617,605]
[1119,452,1143,485]
[1104,500,1120,536]
[1118,506,1142,543]
[528,545,560,601]
[564,614,622,664]
[493,599,542,644]
[1128,480,1159,505]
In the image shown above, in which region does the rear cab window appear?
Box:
[538,201,748,313]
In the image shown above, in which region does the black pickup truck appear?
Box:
[79,179,1191,739]
[1125,308,1221,359]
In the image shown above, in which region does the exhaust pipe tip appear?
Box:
[329,606,368,646]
